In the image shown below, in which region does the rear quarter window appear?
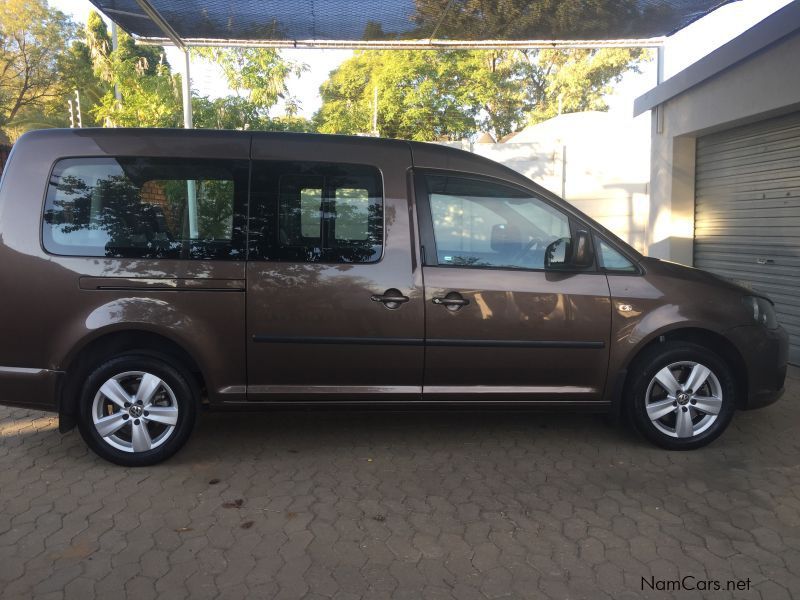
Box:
[42,157,248,260]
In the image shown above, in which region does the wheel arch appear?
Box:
[58,328,207,431]
[609,326,749,421]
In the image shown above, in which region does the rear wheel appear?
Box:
[77,354,197,466]
[628,341,736,450]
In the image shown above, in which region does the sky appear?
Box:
[50,0,795,121]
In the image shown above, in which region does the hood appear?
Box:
[641,257,755,296]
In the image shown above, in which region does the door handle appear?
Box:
[432,292,470,311]
[370,288,409,309]
[432,297,469,306]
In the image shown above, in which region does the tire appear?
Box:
[77,354,197,466]
[627,341,736,450]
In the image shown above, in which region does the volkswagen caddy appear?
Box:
[0,129,788,465]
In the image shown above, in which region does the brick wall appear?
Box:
[140,179,180,232]
[140,179,168,208]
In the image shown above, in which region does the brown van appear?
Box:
[0,128,788,465]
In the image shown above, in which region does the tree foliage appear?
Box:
[86,13,182,128]
[315,47,647,140]
[0,0,77,134]
[193,47,307,114]
[409,0,674,40]
[316,50,480,141]
[1,1,647,142]
[190,48,311,131]
[192,95,314,132]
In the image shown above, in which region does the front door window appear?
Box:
[426,174,570,270]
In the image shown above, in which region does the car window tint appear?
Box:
[598,239,637,272]
[299,188,323,238]
[251,161,383,264]
[426,174,569,270]
[278,175,324,246]
[43,157,247,260]
[335,188,371,241]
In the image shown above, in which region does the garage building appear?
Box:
[635,0,800,365]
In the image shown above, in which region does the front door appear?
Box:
[246,136,423,401]
[416,171,611,403]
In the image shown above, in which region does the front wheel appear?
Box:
[628,341,736,450]
[77,354,197,466]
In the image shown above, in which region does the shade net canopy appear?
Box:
[89,0,736,45]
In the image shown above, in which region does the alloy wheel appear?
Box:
[91,371,179,453]
[645,361,723,438]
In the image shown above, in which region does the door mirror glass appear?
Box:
[544,237,572,269]
[544,230,594,270]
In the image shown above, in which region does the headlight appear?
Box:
[742,295,778,329]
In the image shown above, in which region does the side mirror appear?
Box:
[544,237,571,269]
[544,230,594,270]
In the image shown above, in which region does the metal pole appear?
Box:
[134,36,666,50]
[372,85,378,136]
[656,45,665,84]
[561,145,567,200]
[182,49,193,129]
[180,50,197,237]
[111,22,121,102]
[132,0,192,131]
[186,181,198,239]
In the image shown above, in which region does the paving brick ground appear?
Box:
[1,368,799,599]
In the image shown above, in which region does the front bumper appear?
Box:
[0,366,60,412]
[726,325,789,410]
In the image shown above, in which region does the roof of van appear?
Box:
[16,127,535,190]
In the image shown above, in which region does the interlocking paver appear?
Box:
[0,367,799,598]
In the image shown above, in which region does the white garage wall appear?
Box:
[641,18,800,266]
[439,112,651,252]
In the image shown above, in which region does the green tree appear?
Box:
[86,11,182,128]
[190,47,312,132]
[193,95,314,132]
[267,115,316,133]
[5,35,109,133]
[316,50,481,141]
[0,0,77,136]
[409,0,673,41]
[192,47,307,114]
[315,47,646,140]
[52,36,109,128]
[192,95,264,130]
[525,47,648,124]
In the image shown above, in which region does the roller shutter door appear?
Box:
[694,111,800,365]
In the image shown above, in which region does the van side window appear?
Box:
[425,174,570,270]
[42,157,247,260]
[250,161,383,263]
